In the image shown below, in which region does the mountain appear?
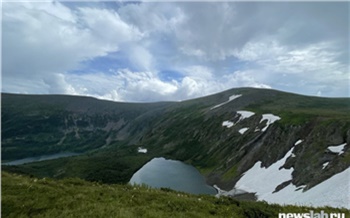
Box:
[1,93,173,160]
[2,88,350,209]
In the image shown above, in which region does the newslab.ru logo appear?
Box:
[278,210,346,218]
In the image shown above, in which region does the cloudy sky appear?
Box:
[2,1,349,102]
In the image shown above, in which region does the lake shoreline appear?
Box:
[130,157,217,195]
[2,152,81,166]
[213,184,257,201]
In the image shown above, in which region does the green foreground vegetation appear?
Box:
[2,172,349,218]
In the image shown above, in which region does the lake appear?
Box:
[130,157,217,195]
[2,152,80,165]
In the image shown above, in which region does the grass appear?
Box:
[1,93,173,162]
[242,89,350,125]
[2,172,349,218]
[222,165,239,181]
[2,143,155,185]
[197,166,216,176]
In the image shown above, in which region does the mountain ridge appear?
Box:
[3,86,349,103]
[2,87,350,209]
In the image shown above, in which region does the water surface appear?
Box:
[2,152,80,165]
[130,157,216,195]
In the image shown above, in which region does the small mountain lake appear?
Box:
[2,152,80,166]
[130,157,217,195]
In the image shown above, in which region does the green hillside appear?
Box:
[2,172,349,218]
[1,93,173,161]
[2,88,350,212]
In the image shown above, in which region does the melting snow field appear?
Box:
[327,143,346,155]
[235,147,295,198]
[211,94,242,110]
[138,147,147,153]
[322,162,329,170]
[222,110,256,129]
[233,143,350,209]
[295,140,303,145]
[238,127,249,135]
[262,167,350,209]
[235,110,255,124]
[236,111,255,120]
[259,114,281,132]
[214,185,247,197]
[222,121,234,128]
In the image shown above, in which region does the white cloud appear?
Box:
[232,39,349,96]
[173,3,239,61]
[77,7,142,45]
[182,66,213,80]
[222,71,272,89]
[64,69,178,102]
[43,73,78,95]
[234,40,346,76]
[2,1,142,91]
[180,48,206,58]
[126,45,154,71]
[117,69,178,100]
[54,67,269,102]
[2,2,348,101]
[118,3,185,35]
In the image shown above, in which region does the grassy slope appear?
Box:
[1,93,173,161]
[2,172,349,218]
[242,90,350,124]
[2,144,156,184]
[2,89,350,215]
[2,88,350,188]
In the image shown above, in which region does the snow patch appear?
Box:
[259,114,281,132]
[234,145,350,209]
[262,167,350,209]
[294,140,303,146]
[222,121,234,128]
[214,184,247,198]
[235,147,294,198]
[238,127,249,135]
[322,162,329,169]
[221,110,255,129]
[229,94,241,101]
[138,147,147,153]
[234,110,255,125]
[211,94,242,110]
[236,111,255,120]
[213,185,225,197]
[327,143,346,155]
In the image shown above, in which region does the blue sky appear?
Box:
[2,1,349,102]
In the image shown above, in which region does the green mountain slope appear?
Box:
[2,172,349,218]
[2,93,173,161]
[2,88,350,204]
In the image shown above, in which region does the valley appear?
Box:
[2,87,350,212]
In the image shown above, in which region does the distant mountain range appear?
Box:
[2,88,350,208]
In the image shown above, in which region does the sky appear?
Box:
[2,1,349,102]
